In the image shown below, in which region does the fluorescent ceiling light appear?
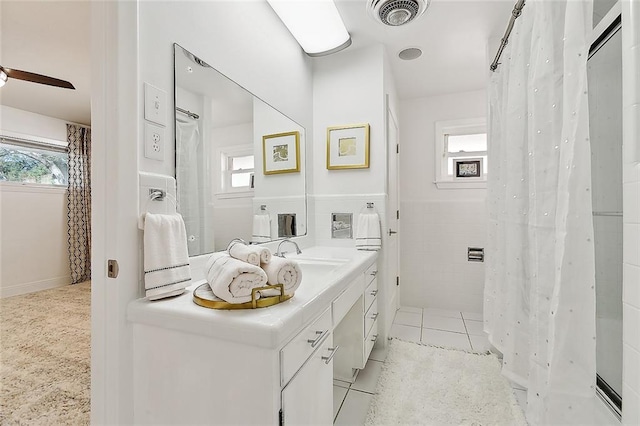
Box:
[267,0,351,57]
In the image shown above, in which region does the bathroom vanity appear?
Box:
[128,247,379,425]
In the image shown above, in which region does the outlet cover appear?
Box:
[144,122,164,161]
[144,83,167,126]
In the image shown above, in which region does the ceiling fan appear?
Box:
[0,65,75,90]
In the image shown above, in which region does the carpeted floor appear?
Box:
[0,282,91,425]
[365,339,527,426]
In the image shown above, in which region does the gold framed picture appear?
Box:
[262,131,300,175]
[326,123,370,170]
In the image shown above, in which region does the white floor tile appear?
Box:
[334,379,351,389]
[398,306,422,314]
[393,311,422,327]
[422,314,466,333]
[462,311,483,321]
[368,345,388,362]
[389,323,421,344]
[423,307,462,319]
[333,385,349,421]
[513,389,527,413]
[469,334,493,353]
[464,319,486,336]
[351,360,383,394]
[421,328,472,351]
[334,390,374,426]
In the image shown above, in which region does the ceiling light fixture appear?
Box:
[0,70,6,88]
[267,0,352,57]
[398,47,422,60]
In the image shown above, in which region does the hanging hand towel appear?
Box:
[260,256,302,297]
[227,240,272,266]
[251,215,271,243]
[143,213,191,300]
[204,251,268,304]
[355,212,382,251]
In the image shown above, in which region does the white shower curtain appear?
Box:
[484,0,597,424]
[176,120,202,255]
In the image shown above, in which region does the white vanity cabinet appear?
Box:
[281,331,335,425]
[280,307,335,424]
[128,247,378,425]
[332,260,379,382]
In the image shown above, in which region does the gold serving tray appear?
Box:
[193,283,293,310]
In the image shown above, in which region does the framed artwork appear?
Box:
[262,131,300,175]
[326,123,370,170]
[453,158,483,178]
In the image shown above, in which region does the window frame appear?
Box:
[215,144,255,199]
[0,132,68,188]
[434,118,487,189]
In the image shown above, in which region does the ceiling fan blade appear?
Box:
[1,67,75,90]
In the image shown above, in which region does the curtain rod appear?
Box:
[176,107,199,120]
[490,0,526,72]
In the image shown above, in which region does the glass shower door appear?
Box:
[587,22,623,415]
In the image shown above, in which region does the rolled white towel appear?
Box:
[260,256,302,297]
[227,240,272,265]
[227,240,260,266]
[204,252,268,304]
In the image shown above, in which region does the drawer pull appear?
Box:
[370,312,379,320]
[370,289,378,296]
[370,270,378,276]
[321,346,340,365]
[371,334,378,342]
[307,330,328,348]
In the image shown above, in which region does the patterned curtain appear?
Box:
[67,124,92,284]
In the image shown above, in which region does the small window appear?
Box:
[0,136,68,186]
[434,118,487,189]
[217,144,254,197]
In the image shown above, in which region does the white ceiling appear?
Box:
[0,1,91,126]
[0,0,516,126]
[335,0,514,99]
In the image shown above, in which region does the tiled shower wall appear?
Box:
[400,199,486,313]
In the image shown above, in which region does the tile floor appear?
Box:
[333,306,497,424]
[333,306,621,425]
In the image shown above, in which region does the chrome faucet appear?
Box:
[275,239,302,257]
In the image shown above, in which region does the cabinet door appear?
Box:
[281,334,335,425]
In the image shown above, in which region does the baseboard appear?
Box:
[1,276,72,298]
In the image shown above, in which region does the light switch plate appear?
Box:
[144,83,167,126]
[144,122,164,161]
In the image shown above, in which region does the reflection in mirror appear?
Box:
[174,44,306,257]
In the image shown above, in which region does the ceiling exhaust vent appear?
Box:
[367,0,430,26]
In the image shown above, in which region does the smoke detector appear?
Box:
[367,0,430,26]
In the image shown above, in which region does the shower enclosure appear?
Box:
[587,15,623,416]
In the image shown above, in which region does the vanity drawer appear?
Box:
[364,298,378,337]
[281,307,332,387]
[332,275,364,327]
[365,263,378,286]
[364,277,378,313]
[365,320,379,361]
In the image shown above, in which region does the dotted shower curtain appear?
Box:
[484,0,597,424]
[66,124,91,284]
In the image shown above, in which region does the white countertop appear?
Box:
[127,247,377,349]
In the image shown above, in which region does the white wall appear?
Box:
[399,90,487,313]
[621,2,640,423]
[91,2,314,423]
[311,44,398,344]
[0,105,71,297]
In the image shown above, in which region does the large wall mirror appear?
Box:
[174,44,307,257]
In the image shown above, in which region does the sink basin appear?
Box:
[294,258,346,276]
